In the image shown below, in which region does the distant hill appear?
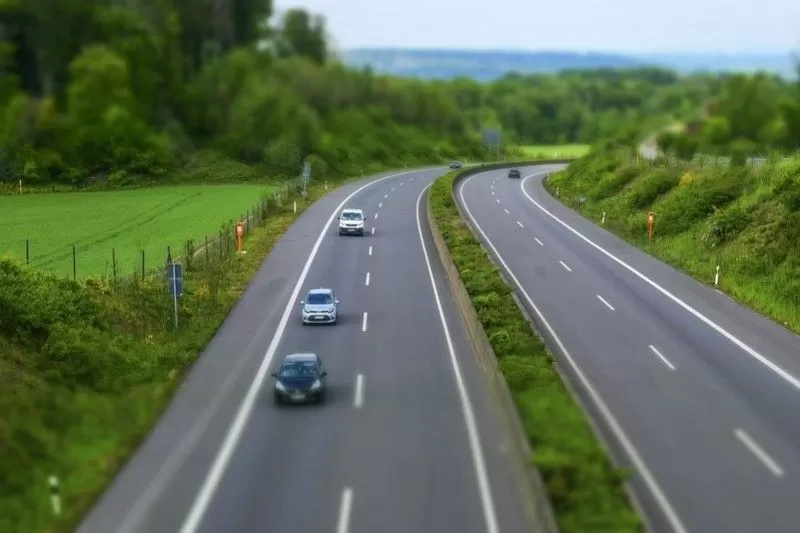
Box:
[341,48,797,80]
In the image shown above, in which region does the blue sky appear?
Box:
[274,0,800,53]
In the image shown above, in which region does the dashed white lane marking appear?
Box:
[518,173,800,392]
[648,345,676,370]
[559,260,572,272]
[400,182,404,185]
[365,272,370,286]
[336,487,354,533]
[384,194,389,199]
[371,227,375,236]
[504,208,510,214]
[516,221,524,228]
[368,246,373,256]
[596,294,615,311]
[354,375,364,408]
[379,202,383,208]
[492,191,495,196]
[534,237,544,246]
[374,213,379,220]
[458,172,687,533]
[735,429,784,477]
[361,312,368,332]
[496,199,500,204]
[391,187,396,191]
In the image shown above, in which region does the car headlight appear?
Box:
[310,379,321,390]
[275,381,286,392]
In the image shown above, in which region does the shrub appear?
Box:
[626,168,681,209]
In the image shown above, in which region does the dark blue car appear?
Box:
[271,353,327,405]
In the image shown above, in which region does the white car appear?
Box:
[338,208,365,236]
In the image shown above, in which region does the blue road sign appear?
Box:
[168,262,183,296]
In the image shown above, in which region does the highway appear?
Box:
[457,165,800,533]
[78,168,541,533]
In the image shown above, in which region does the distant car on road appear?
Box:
[300,288,339,325]
[450,160,463,169]
[338,208,365,236]
[271,353,327,405]
[508,168,521,178]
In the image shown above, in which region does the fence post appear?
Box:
[26,239,29,264]
[219,230,223,258]
[112,248,117,281]
[72,245,77,280]
[205,235,209,265]
[141,249,145,280]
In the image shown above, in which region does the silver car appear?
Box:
[300,288,339,325]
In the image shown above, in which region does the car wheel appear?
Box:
[317,392,326,404]
[274,393,283,406]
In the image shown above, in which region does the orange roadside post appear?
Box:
[647,211,655,242]
[235,220,245,254]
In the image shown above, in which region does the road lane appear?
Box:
[80,165,544,533]
[457,166,800,533]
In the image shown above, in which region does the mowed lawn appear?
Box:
[519,144,591,158]
[0,184,273,278]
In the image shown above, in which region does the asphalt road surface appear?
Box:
[458,165,800,533]
[78,167,541,533]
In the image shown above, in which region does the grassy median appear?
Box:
[545,147,800,334]
[429,170,642,533]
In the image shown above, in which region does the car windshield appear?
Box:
[341,212,362,220]
[306,292,332,305]
[279,361,318,378]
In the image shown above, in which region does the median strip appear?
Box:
[427,164,642,533]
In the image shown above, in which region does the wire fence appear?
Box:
[10,179,309,282]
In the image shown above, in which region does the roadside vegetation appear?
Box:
[519,144,591,159]
[429,170,642,533]
[0,175,339,533]
[546,145,800,333]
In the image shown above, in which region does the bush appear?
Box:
[626,168,681,209]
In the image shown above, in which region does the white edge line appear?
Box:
[734,428,784,477]
[558,260,572,272]
[176,170,416,533]
[534,237,544,246]
[354,374,364,408]
[648,345,676,371]
[519,174,800,391]
[459,171,688,533]
[361,311,368,332]
[336,487,354,533]
[596,294,615,311]
[365,272,370,286]
[416,184,499,533]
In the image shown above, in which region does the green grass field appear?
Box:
[519,144,591,158]
[0,184,273,278]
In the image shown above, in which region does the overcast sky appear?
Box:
[274,0,800,54]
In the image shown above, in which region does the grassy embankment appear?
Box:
[0,154,387,533]
[519,144,591,159]
[545,147,800,332]
[429,169,642,533]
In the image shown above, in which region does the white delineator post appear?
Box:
[714,265,720,286]
[293,201,297,214]
[602,211,606,224]
[49,475,61,516]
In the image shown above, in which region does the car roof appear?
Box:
[282,353,317,363]
[342,207,362,212]
[307,287,332,294]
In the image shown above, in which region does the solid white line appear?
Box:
[371,227,375,236]
[416,185,499,533]
[519,173,800,392]
[458,172,688,533]
[365,272,370,286]
[648,345,676,371]
[504,208,510,214]
[361,312,368,332]
[176,170,419,533]
[354,374,364,408]
[379,202,383,208]
[516,221,524,228]
[368,246,373,256]
[596,294,615,311]
[374,213,379,220]
[559,260,572,272]
[534,237,544,246]
[336,487,354,533]
[735,429,784,477]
